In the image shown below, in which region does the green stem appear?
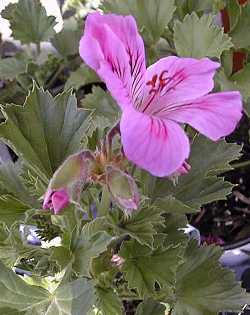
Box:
[45,64,64,90]
[231,159,250,169]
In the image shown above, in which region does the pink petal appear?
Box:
[139,57,220,114]
[43,188,53,210]
[120,107,190,177]
[79,13,146,108]
[51,189,70,215]
[164,92,243,141]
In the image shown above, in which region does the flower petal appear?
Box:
[120,107,190,177]
[139,57,220,114]
[79,13,146,108]
[164,92,243,141]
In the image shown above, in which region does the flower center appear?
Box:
[141,69,185,114]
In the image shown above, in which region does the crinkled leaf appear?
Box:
[154,196,196,214]
[227,0,241,32]
[0,309,24,315]
[174,13,233,58]
[0,57,27,81]
[50,246,72,270]
[230,4,250,49]
[73,232,112,277]
[111,205,165,248]
[162,213,188,247]
[102,0,176,44]
[0,222,30,265]
[215,68,239,92]
[0,196,30,226]
[65,65,99,91]
[1,0,56,44]
[178,0,214,13]
[0,261,49,311]
[41,279,95,315]
[172,241,248,315]
[0,161,38,207]
[136,299,166,315]
[82,86,120,123]
[152,136,241,209]
[82,217,110,239]
[0,85,91,181]
[119,239,182,298]
[51,17,82,57]
[0,262,95,314]
[95,287,123,315]
[231,64,250,100]
[187,135,241,176]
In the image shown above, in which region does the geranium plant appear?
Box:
[0,0,250,314]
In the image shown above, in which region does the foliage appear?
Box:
[0,0,248,315]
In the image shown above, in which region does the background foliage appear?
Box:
[0,0,249,314]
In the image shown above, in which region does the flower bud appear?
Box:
[111,254,125,268]
[105,165,139,211]
[50,151,93,190]
[43,151,93,214]
[43,188,70,215]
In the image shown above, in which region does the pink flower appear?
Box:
[79,13,242,177]
[43,188,70,214]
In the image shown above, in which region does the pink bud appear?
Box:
[43,188,70,214]
[42,151,94,214]
[111,254,125,268]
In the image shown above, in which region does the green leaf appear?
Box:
[231,64,250,100]
[0,85,91,181]
[42,279,95,315]
[51,17,82,57]
[230,4,250,49]
[136,299,166,315]
[50,246,72,270]
[227,0,241,32]
[0,161,38,207]
[102,0,176,44]
[0,196,30,226]
[119,239,182,298]
[154,196,196,214]
[95,287,124,315]
[1,0,56,44]
[65,65,99,91]
[0,57,27,81]
[172,241,248,315]
[82,217,110,239]
[179,0,215,13]
[0,222,29,265]
[162,213,188,247]
[111,205,165,248]
[0,308,25,315]
[187,135,241,176]
[152,136,241,209]
[174,13,233,58]
[0,261,95,314]
[215,68,239,92]
[0,261,49,311]
[82,87,120,123]
[73,232,112,277]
